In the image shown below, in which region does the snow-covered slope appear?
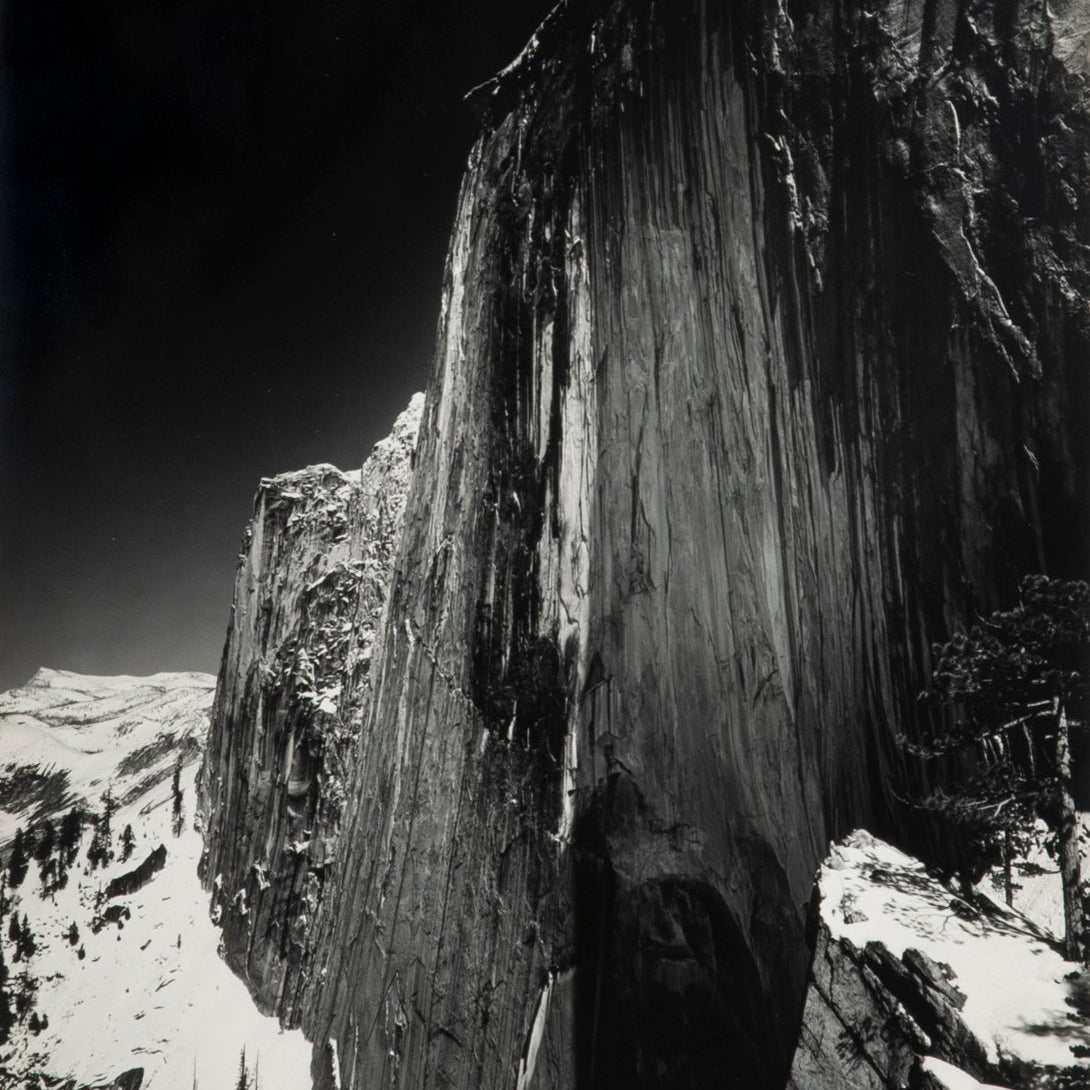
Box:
[0,669,215,845]
[0,670,311,1090]
[789,830,1090,1089]
[974,817,1090,944]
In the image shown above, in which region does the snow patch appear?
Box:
[0,672,311,1088]
[516,971,554,1090]
[921,1056,1007,1089]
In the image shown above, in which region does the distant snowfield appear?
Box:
[0,670,312,1089]
[822,830,1090,1073]
[0,669,216,845]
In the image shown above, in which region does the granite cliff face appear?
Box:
[197,395,423,1022]
[202,1,1089,1087]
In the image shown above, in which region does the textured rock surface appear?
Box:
[197,395,423,1021]
[289,3,1090,1088]
[200,0,1089,1086]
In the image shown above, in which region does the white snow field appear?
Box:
[0,670,312,1089]
[0,669,215,845]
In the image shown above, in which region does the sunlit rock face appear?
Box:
[204,0,1088,1086]
[197,395,423,1022]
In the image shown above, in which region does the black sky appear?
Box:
[0,2,555,691]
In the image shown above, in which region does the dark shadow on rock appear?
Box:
[573,771,804,1090]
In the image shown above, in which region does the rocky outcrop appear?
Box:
[788,831,1090,1089]
[196,395,423,1022]
[199,0,1089,1086]
[105,844,167,900]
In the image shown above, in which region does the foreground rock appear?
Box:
[789,831,1090,1089]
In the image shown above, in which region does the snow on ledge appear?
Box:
[921,1055,1008,1089]
[820,830,1090,1071]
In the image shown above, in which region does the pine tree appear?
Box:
[912,575,1090,959]
[101,788,117,861]
[0,944,13,1045]
[50,856,68,895]
[33,820,55,868]
[38,856,55,896]
[87,791,117,871]
[7,828,29,888]
[87,815,107,871]
[172,761,186,838]
[35,821,56,894]
[120,824,136,863]
[14,970,37,1016]
[17,914,36,962]
[236,1047,250,1090]
[59,807,83,867]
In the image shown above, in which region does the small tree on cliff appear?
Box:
[7,828,29,889]
[172,759,186,838]
[913,575,1089,960]
[120,824,136,863]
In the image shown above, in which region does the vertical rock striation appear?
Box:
[197,395,423,1022]
[203,0,1089,1087]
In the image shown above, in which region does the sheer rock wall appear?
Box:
[203,0,1088,1086]
[302,2,1088,1086]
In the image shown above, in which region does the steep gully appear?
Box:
[199,1,1090,1087]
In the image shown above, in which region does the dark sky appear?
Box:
[0,2,555,691]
